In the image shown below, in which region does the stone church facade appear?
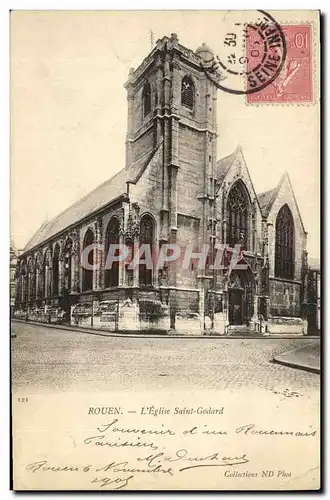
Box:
[14,33,309,335]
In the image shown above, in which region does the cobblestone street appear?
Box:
[11,322,320,395]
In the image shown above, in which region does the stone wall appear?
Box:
[177,124,205,219]
[267,316,307,335]
[176,214,200,288]
[129,143,163,216]
[269,278,301,317]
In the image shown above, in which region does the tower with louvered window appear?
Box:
[124,35,219,299]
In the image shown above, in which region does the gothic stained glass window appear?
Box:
[181,76,194,110]
[32,269,37,300]
[27,259,34,301]
[21,263,27,303]
[227,181,249,249]
[63,238,73,293]
[82,229,94,291]
[275,204,294,279]
[139,214,154,287]
[105,217,120,288]
[142,81,151,117]
[35,254,41,299]
[43,251,51,299]
[52,244,60,296]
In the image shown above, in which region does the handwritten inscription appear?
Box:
[137,449,249,472]
[24,418,317,489]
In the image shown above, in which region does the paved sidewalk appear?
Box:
[273,341,320,373]
[11,319,319,340]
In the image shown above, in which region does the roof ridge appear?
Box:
[65,168,126,211]
[23,219,52,253]
[216,149,237,165]
[129,140,161,169]
[257,186,277,198]
[128,140,163,185]
[257,178,282,218]
[22,167,128,254]
[43,168,126,231]
[22,142,164,254]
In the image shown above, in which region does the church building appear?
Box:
[14,33,309,335]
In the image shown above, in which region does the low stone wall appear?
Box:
[119,301,139,331]
[267,316,308,335]
[212,312,227,335]
[92,313,117,331]
[13,301,308,336]
[175,313,202,335]
[72,314,92,328]
[13,308,67,325]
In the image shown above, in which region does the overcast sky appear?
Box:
[11,10,320,259]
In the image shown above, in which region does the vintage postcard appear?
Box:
[11,10,321,491]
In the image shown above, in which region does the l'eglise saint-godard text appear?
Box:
[87,406,224,416]
[140,406,224,417]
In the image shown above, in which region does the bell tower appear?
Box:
[124,34,219,245]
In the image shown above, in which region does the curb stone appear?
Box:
[273,343,320,374]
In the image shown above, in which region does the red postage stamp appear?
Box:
[246,25,313,104]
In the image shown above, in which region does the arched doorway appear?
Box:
[228,269,254,326]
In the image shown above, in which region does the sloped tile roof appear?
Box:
[257,172,305,230]
[216,150,236,184]
[23,142,162,253]
[257,187,279,218]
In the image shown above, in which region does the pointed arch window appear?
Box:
[181,76,194,110]
[35,254,41,299]
[43,250,51,298]
[32,269,37,300]
[21,262,27,303]
[142,81,151,117]
[26,258,34,301]
[139,214,154,287]
[63,238,73,293]
[105,217,120,288]
[52,244,60,296]
[227,181,249,249]
[275,204,294,279]
[82,229,94,291]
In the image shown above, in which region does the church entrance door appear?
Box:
[229,289,243,325]
[227,269,254,326]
